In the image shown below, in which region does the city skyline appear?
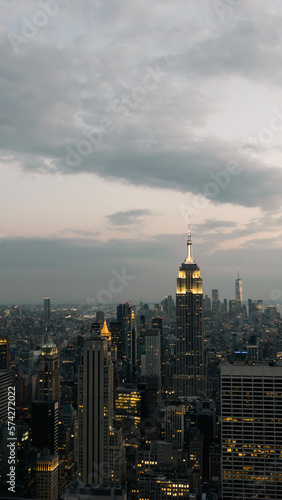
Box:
[1,1,282,303]
[1,3,282,497]
[0,231,280,305]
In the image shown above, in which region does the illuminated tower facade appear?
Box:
[235,268,243,307]
[38,339,60,405]
[0,336,9,371]
[174,229,206,398]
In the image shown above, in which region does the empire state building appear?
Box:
[174,228,206,398]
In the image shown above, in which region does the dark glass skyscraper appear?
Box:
[117,302,136,380]
[43,297,51,322]
[32,400,59,454]
[174,229,206,397]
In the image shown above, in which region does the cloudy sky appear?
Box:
[1,0,282,304]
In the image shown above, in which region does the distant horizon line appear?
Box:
[0,300,281,307]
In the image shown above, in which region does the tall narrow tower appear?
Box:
[117,302,137,381]
[235,268,243,307]
[43,297,51,322]
[174,228,206,397]
[38,339,60,404]
[78,335,113,484]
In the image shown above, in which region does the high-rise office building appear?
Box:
[138,474,190,500]
[60,403,78,468]
[32,401,59,455]
[115,385,142,438]
[152,317,167,386]
[78,334,125,485]
[117,302,137,380]
[204,293,211,312]
[165,405,184,449]
[141,329,161,380]
[0,371,13,422]
[174,228,206,397]
[229,299,238,315]
[212,289,220,314]
[161,295,175,317]
[96,310,105,324]
[248,299,263,317]
[221,363,282,499]
[78,335,113,483]
[36,454,59,500]
[152,317,163,335]
[38,339,60,405]
[110,321,123,360]
[235,268,243,306]
[43,297,51,322]
[0,336,10,371]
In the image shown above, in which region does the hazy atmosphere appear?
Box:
[1,0,282,303]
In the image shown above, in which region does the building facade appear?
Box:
[117,303,137,380]
[38,339,60,405]
[43,298,51,322]
[221,363,282,499]
[174,229,206,397]
[36,454,59,500]
[0,336,10,371]
[78,334,125,486]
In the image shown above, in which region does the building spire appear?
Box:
[238,267,240,279]
[185,224,194,263]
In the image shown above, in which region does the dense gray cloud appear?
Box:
[1,1,282,303]
[1,1,282,211]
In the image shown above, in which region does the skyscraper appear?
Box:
[117,302,137,380]
[174,228,206,397]
[0,336,10,371]
[60,403,78,470]
[32,400,59,455]
[78,334,125,485]
[43,297,51,322]
[165,405,184,449]
[221,362,282,499]
[78,335,112,483]
[141,329,161,380]
[211,289,220,314]
[38,339,60,405]
[235,268,243,306]
[36,454,59,500]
